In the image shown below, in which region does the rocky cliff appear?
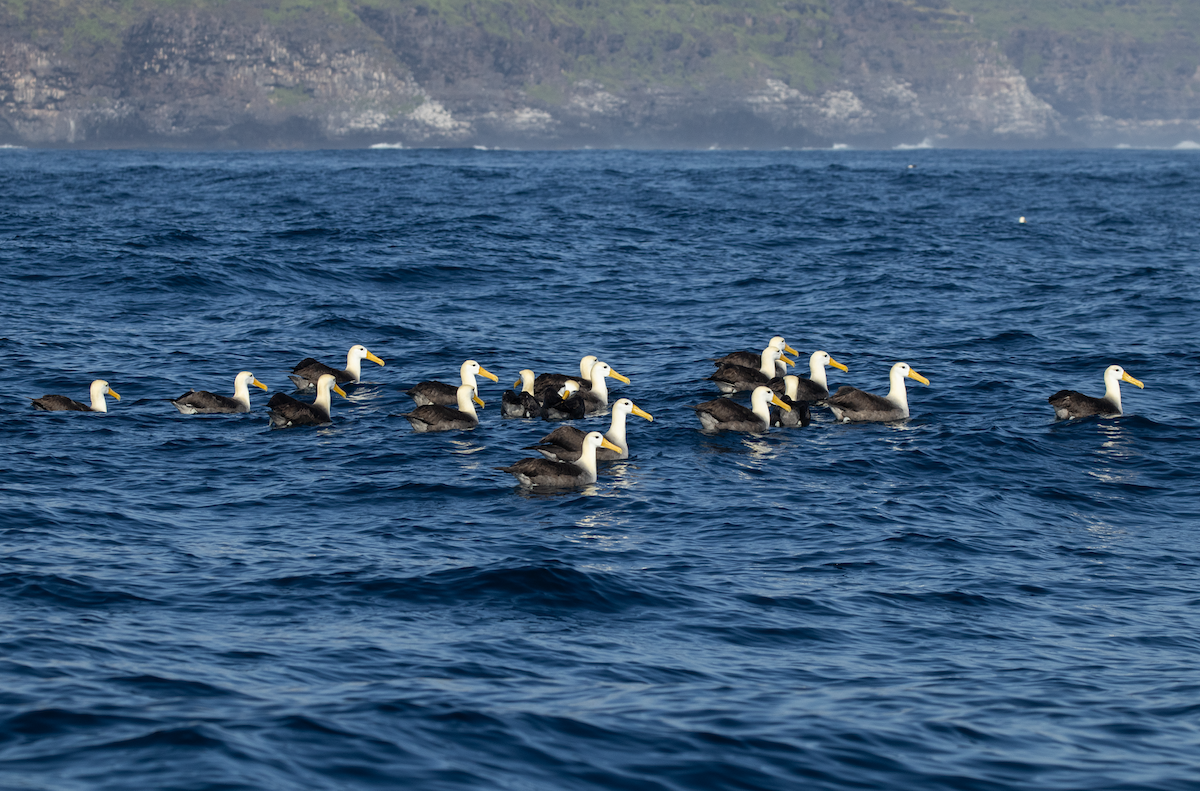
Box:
[0,0,1196,148]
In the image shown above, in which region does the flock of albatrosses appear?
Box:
[30,337,1145,489]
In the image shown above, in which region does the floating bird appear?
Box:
[405,360,498,407]
[541,380,586,421]
[714,336,798,376]
[502,369,542,418]
[32,380,120,413]
[1049,365,1144,419]
[770,351,848,402]
[534,356,598,393]
[772,376,813,428]
[692,385,790,433]
[710,346,792,394]
[528,398,654,462]
[402,383,481,432]
[170,371,268,414]
[268,373,346,427]
[827,362,929,423]
[288,345,384,390]
[579,361,630,414]
[498,431,622,488]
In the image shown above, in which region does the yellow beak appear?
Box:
[600,437,622,453]
[1122,371,1144,389]
[473,393,486,408]
[107,387,121,401]
[253,378,269,391]
[783,343,799,356]
[779,355,795,367]
[366,351,385,366]
[608,369,631,384]
[333,384,348,398]
[513,379,522,389]
[771,394,792,412]
[907,369,930,386]
[631,404,654,422]
[477,366,499,383]
[829,358,849,372]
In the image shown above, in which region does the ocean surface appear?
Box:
[1,148,1198,791]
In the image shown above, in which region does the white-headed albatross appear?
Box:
[268,373,346,427]
[771,351,848,402]
[32,380,120,412]
[406,360,498,407]
[528,398,653,462]
[402,383,481,432]
[827,362,929,423]
[288,345,384,390]
[579,361,631,414]
[171,371,268,414]
[714,336,799,376]
[498,431,622,488]
[1049,365,1144,419]
[692,385,790,433]
[709,346,793,394]
[502,369,542,418]
[541,380,586,421]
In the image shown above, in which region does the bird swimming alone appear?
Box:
[771,351,848,402]
[527,398,654,462]
[267,373,346,427]
[714,336,799,376]
[709,346,792,394]
[498,431,623,488]
[1049,365,1144,419]
[32,380,120,412]
[288,345,384,390]
[402,383,481,432]
[692,385,791,433]
[827,362,929,423]
[170,371,268,414]
[405,360,498,407]
[502,369,542,418]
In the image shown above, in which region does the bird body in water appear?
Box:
[498,431,622,488]
[171,371,268,414]
[288,345,384,390]
[403,383,482,432]
[770,351,848,402]
[1049,365,1144,419]
[268,374,346,427]
[692,385,791,433]
[710,346,793,394]
[502,369,542,418]
[713,336,798,377]
[528,398,653,462]
[32,380,120,412]
[827,362,929,423]
[405,360,498,407]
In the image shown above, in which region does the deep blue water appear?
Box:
[1,148,1199,791]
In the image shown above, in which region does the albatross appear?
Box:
[527,398,653,462]
[502,369,542,418]
[541,380,586,421]
[288,345,384,390]
[402,383,481,432]
[32,380,120,412]
[171,371,268,414]
[268,373,346,427]
[692,385,791,433]
[709,346,793,394]
[578,361,631,414]
[1049,365,1144,419]
[498,431,622,488]
[827,362,929,423]
[714,336,799,376]
[771,376,814,428]
[534,356,598,393]
[770,351,848,402]
[405,360,498,407]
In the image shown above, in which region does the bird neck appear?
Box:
[751,392,772,424]
[579,359,595,378]
[344,351,362,380]
[808,358,828,388]
[313,384,334,415]
[605,411,629,454]
[456,389,479,417]
[89,385,108,413]
[886,370,910,416]
[232,379,251,410]
[758,349,777,377]
[521,373,535,395]
[1103,370,1123,411]
[589,370,609,401]
[576,442,600,482]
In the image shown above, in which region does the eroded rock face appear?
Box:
[0,1,1195,148]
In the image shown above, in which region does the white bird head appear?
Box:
[237,371,269,392]
[612,398,653,421]
[751,385,790,412]
[591,361,630,384]
[349,345,385,366]
[811,351,848,372]
[890,362,929,386]
[583,431,622,454]
[316,374,348,398]
[89,379,120,412]
[461,359,499,383]
[1105,364,1144,389]
[769,336,800,357]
